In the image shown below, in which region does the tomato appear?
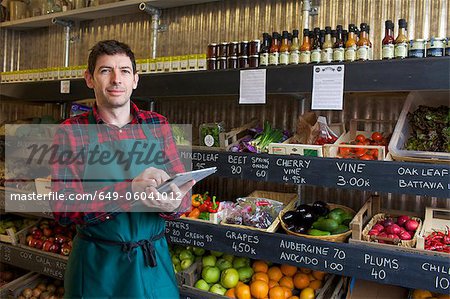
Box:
[360,154,374,160]
[355,134,366,143]
[339,146,351,157]
[354,147,367,157]
[370,149,379,159]
[371,132,383,142]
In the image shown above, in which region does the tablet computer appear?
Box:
[156,167,217,193]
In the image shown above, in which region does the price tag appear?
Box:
[60,80,70,94]
[335,161,371,188]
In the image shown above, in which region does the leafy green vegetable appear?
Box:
[250,121,284,153]
[405,105,450,152]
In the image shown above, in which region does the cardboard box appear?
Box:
[346,278,408,299]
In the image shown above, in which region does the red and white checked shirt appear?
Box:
[51,102,185,226]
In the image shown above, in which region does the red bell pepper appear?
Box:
[208,196,220,213]
[198,198,211,212]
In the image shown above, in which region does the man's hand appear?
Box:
[132,167,196,212]
[131,167,170,193]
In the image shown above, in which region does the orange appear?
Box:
[287,297,300,299]
[279,276,294,290]
[253,272,270,283]
[225,288,236,298]
[282,286,293,298]
[235,283,251,299]
[412,289,434,299]
[250,280,269,299]
[253,260,269,273]
[293,273,310,289]
[268,286,285,299]
[267,266,283,282]
[312,270,326,281]
[299,287,315,299]
[309,279,322,290]
[280,264,297,277]
[299,267,312,274]
[436,295,450,299]
[268,280,279,288]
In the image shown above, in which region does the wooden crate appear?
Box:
[416,207,450,254]
[0,215,40,245]
[350,196,423,249]
[324,119,395,161]
[0,265,34,298]
[7,273,63,298]
[176,261,203,287]
[268,123,345,157]
[194,119,258,151]
[34,178,51,195]
[220,190,298,233]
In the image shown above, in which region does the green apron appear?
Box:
[64,112,179,299]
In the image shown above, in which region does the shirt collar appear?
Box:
[91,101,143,124]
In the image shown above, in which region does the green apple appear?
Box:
[194,279,210,291]
[173,264,178,274]
[201,266,220,284]
[175,264,182,273]
[216,258,232,271]
[180,258,193,270]
[202,255,217,267]
[220,268,239,288]
[232,256,250,269]
[209,283,227,295]
[171,256,180,265]
[210,250,224,257]
[179,249,194,261]
[222,253,234,263]
[192,247,206,256]
[237,266,254,283]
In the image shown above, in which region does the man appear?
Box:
[51,40,194,298]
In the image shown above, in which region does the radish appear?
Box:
[397,215,410,226]
[404,219,419,232]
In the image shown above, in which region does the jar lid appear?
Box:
[238,56,249,59]
[249,55,260,58]
[241,41,249,43]
[208,43,217,46]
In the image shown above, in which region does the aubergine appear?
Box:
[312,201,329,216]
[293,225,308,234]
[282,211,300,226]
[296,204,314,214]
[286,223,297,232]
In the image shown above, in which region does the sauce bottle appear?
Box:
[331,29,337,44]
[289,29,300,65]
[259,33,270,66]
[356,23,370,61]
[343,29,348,45]
[345,24,357,62]
[279,31,290,65]
[311,27,322,63]
[299,29,311,64]
[367,25,373,60]
[269,32,280,65]
[395,19,408,59]
[321,26,333,63]
[333,25,345,62]
[382,20,395,59]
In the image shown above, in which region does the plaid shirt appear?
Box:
[51,102,185,226]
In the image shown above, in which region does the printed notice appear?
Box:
[60,80,70,94]
[311,65,345,110]
[239,69,266,104]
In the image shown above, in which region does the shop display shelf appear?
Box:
[181,149,450,198]
[0,0,220,30]
[165,218,450,294]
[1,57,449,102]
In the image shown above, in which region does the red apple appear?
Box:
[31,229,42,239]
[26,235,33,244]
[49,244,60,254]
[43,228,53,238]
[33,239,44,250]
[54,235,67,244]
[42,240,53,252]
[28,237,36,247]
[60,243,72,256]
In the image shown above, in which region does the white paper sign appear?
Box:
[239,69,266,104]
[60,80,70,94]
[311,65,345,110]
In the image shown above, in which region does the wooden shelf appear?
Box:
[0,0,220,30]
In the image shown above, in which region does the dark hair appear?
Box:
[87,40,137,75]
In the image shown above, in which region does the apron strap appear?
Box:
[77,230,165,267]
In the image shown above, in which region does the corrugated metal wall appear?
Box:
[1,0,448,71]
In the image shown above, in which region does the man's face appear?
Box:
[85,54,139,109]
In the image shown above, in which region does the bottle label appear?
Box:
[299,50,310,64]
[333,48,344,62]
[427,48,444,57]
[269,52,279,65]
[321,48,333,63]
[259,53,269,66]
[280,52,289,65]
[357,45,369,60]
[345,46,356,61]
[382,44,394,59]
[395,42,408,58]
[311,49,321,63]
[289,50,300,64]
